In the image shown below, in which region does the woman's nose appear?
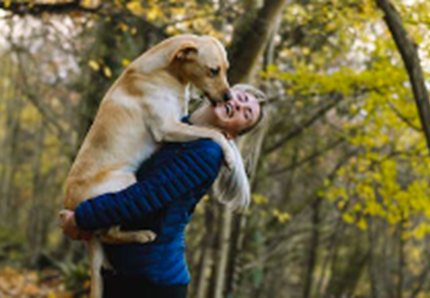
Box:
[234,101,242,111]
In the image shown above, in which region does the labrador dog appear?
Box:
[62,34,236,298]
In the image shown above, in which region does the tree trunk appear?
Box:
[316,215,345,298]
[324,229,369,298]
[193,200,218,298]
[0,57,22,226]
[27,119,46,265]
[375,0,430,155]
[211,0,289,296]
[76,21,118,149]
[224,113,271,297]
[223,0,286,292]
[396,219,406,298]
[208,205,232,298]
[302,198,321,298]
[367,216,380,298]
[228,0,291,84]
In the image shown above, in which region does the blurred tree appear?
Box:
[0,0,430,297]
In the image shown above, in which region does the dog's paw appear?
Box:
[134,231,157,243]
[210,132,236,170]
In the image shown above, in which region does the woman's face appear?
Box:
[211,89,261,137]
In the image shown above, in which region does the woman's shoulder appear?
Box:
[174,139,223,157]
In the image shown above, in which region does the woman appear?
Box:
[61,84,267,298]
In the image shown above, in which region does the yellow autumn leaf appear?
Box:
[343,213,354,224]
[81,0,96,8]
[337,200,346,209]
[302,47,310,55]
[118,23,129,32]
[122,58,130,67]
[411,223,430,240]
[23,283,39,295]
[326,22,337,31]
[103,66,112,78]
[126,1,145,16]
[253,194,268,205]
[147,6,162,21]
[88,60,100,71]
[357,218,367,230]
[272,209,291,223]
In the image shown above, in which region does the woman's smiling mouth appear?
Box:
[225,103,233,117]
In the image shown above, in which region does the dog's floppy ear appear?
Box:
[169,43,198,63]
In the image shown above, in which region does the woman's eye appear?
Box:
[239,94,248,102]
[209,67,220,77]
[244,108,252,120]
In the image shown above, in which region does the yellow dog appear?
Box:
[62,34,236,298]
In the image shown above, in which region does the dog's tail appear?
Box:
[212,140,250,212]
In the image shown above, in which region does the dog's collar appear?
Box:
[181,115,192,124]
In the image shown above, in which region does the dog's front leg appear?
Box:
[151,121,236,169]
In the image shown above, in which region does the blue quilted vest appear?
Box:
[75,139,223,285]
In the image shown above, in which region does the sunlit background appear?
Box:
[1,0,430,297]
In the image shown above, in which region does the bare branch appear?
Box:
[269,137,346,176]
[11,46,75,157]
[0,0,102,16]
[386,100,421,132]
[264,92,343,155]
[375,0,430,156]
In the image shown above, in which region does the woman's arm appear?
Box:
[73,140,223,231]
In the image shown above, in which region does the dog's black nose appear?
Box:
[223,91,232,102]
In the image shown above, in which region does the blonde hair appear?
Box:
[212,84,267,211]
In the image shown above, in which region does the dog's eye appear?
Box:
[209,67,220,78]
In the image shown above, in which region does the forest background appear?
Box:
[0,0,430,297]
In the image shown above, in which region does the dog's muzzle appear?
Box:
[222,91,232,102]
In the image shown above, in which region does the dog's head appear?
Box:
[169,35,231,104]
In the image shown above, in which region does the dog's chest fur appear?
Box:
[111,86,186,173]
[125,140,158,173]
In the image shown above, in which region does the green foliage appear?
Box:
[0,227,26,265]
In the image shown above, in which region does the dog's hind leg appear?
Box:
[88,238,104,298]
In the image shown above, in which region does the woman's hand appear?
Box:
[60,210,93,241]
